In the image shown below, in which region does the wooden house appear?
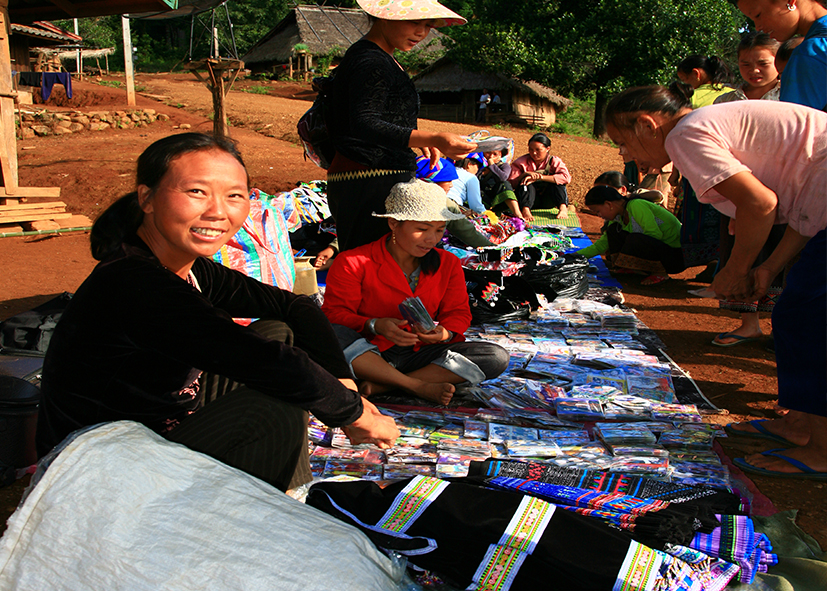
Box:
[242,4,444,76]
[10,21,81,75]
[413,58,572,127]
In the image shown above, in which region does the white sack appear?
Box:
[0,421,406,591]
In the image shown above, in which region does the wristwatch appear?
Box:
[366,318,378,335]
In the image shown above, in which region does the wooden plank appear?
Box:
[0,5,17,192]
[0,222,23,233]
[0,200,66,212]
[57,214,92,228]
[0,212,71,223]
[0,186,61,198]
[24,220,61,231]
[0,207,67,218]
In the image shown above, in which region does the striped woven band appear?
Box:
[328,168,411,182]
[376,475,449,534]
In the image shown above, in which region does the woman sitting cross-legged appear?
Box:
[576,184,685,285]
[322,179,510,406]
[36,133,399,493]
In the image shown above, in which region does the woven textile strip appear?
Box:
[475,460,725,505]
[376,476,449,534]
[327,168,409,182]
[466,495,555,591]
[689,514,777,584]
[612,541,662,591]
[662,544,740,591]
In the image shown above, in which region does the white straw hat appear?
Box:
[356,0,467,27]
[373,178,467,222]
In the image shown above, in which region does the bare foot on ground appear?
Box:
[727,415,811,447]
[712,326,764,346]
[521,207,534,222]
[556,205,569,219]
[411,381,455,405]
[741,444,827,475]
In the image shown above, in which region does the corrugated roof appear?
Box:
[11,21,82,44]
[9,1,177,23]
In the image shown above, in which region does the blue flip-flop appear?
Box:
[723,419,796,447]
[712,332,760,347]
[733,449,827,481]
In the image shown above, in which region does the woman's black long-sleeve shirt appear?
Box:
[328,39,419,171]
[36,237,362,456]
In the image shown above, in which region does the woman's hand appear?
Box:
[416,325,451,345]
[521,171,542,185]
[749,265,775,302]
[343,398,400,449]
[410,130,476,164]
[375,317,420,347]
[711,264,754,301]
[313,246,335,269]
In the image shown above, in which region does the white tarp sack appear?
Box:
[0,421,407,591]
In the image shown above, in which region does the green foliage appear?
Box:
[394,38,447,76]
[316,46,342,73]
[446,0,747,135]
[293,43,309,53]
[97,80,122,89]
[243,85,271,94]
[549,95,597,138]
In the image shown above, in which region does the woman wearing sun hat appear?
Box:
[322,178,510,406]
[326,0,476,253]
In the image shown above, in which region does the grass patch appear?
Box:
[549,95,595,138]
[98,80,122,89]
[242,85,270,95]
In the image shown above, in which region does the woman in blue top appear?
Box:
[732,0,827,109]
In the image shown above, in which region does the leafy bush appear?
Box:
[549,95,596,138]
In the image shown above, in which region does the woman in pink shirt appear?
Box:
[508,133,572,221]
[605,84,827,480]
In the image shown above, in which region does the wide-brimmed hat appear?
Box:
[373,178,466,222]
[357,0,467,27]
[415,156,459,182]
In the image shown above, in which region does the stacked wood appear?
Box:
[0,187,91,232]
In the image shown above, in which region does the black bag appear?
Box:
[0,292,72,356]
[520,253,590,300]
[464,268,538,325]
[297,76,335,169]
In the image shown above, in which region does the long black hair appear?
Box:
[528,132,551,148]
[594,171,630,190]
[90,133,248,261]
[584,185,626,207]
[604,84,693,131]
[677,55,731,89]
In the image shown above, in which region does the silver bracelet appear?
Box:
[366,318,377,335]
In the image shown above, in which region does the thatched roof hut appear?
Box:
[413,58,572,127]
[242,4,444,74]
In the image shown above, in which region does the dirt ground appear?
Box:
[1,74,824,548]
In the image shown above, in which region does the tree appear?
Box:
[444,0,747,136]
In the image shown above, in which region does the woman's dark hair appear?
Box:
[421,249,440,274]
[677,54,731,88]
[528,133,551,148]
[738,31,780,56]
[90,133,248,261]
[777,36,804,63]
[605,85,693,131]
[594,171,630,190]
[584,185,625,206]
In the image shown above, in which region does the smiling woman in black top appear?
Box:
[36,133,399,491]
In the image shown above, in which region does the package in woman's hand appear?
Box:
[398,296,437,334]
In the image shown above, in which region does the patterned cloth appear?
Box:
[689,514,778,584]
[469,460,743,515]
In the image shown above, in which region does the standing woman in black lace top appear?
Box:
[327,0,476,252]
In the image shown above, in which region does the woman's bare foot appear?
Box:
[728,413,810,447]
[556,204,569,219]
[521,207,534,222]
[408,381,455,405]
[740,443,827,476]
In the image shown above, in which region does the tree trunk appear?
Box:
[592,91,608,138]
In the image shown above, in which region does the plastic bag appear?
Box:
[520,254,589,300]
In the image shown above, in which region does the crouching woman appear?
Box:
[322,179,510,406]
[577,185,685,285]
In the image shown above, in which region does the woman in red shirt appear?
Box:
[322,179,509,405]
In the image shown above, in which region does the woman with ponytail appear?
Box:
[37,133,399,491]
[576,183,684,285]
[676,55,733,107]
[604,85,827,480]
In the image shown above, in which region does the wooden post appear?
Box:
[74,19,81,78]
[207,62,227,139]
[0,0,18,193]
[121,16,136,106]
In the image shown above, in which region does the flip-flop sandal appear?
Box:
[712,332,760,347]
[723,419,796,447]
[733,449,827,481]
